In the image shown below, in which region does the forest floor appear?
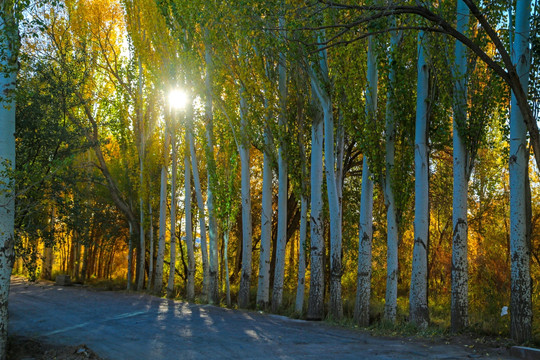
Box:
[8,276,520,359]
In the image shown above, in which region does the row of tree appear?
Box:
[1,0,540,358]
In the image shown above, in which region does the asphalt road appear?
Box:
[8,278,515,359]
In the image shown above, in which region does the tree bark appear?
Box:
[409,31,430,328]
[383,24,399,323]
[272,26,288,311]
[148,197,154,290]
[509,0,532,342]
[238,73,253,309]
[42,207,56,281]
[355,36,377,327]
[257,127,273,309]
[190,130,209,300]
[204,34,220,304]
[136,57,145,292]
[309,32,343,320]
[184,134,196,301]
[451,0,469,332]
[153,130,170,294]
[0,7,17,357]
[307,92,325,320]
[295,194,308,313]
[167,131,178,298]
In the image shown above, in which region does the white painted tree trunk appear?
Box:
[383,26,399,323]
[204,37,219,304]
[257,128,273,309]
[153,130,169,294]
[307,93,324,320]
[322,95,343,320]
[272,34,288,312]
[309,36,343,319]
[451,0,469,332]
[184,137,196,301]
[167,132,178,298]
[295,97,309,315]
[409,31,430,328]
[238,82,253,309]
[355,37,377,327]
[295,194,308,313]
[509,0,532,342]
[0,11,17,354]
[190,131,209,300]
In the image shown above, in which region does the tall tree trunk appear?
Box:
[257,127,273,309]
[307,94,324,320]
[451,0,470,332]
[153,130,170,294]
[127,221,134,290]
[355,36,377,327]
[224,220,232,307]
[383,24,399,323]
[190,130,209,300]
[238,75,253,309]
[184,135,196,301]
[409,31,430,328]
[167,131,178,298]
[148,196,154,290]
[0,7,17,355]
[73,241,80,281]
[295,194,308,313]
[204,34,219,304]
[42,207,56,281]
[310,42,343,320]
[137,57,145,292]
[509,0,532,342]
[81,244,88,282]
[272,25,288,311]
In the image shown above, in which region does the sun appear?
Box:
[169,89,189,110]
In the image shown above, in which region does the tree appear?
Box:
[183,128,195,300]
[271,15,289,312]
[306,91,324,320]
[190,115,210,299]
[0,1,18,356]
[204,32,220,305]
[237,47,253,308]
[154,126,170,294]
[256,77,274,310]
[508,0,533,342]
[409,31,430,328]
[354,36,377,327]
[382,21,400,322]
[308,29,344,319]
[450,0,469,332]
[167,120,179,298]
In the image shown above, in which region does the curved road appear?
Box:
[9,278,514,359]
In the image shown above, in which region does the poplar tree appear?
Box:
[0,1,18,357]
[451,0,470,332]
[409,31,430,328]
[509,0,533,342]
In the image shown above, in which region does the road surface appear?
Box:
[8,278,514,359]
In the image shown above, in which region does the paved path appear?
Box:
[8,278,514,359]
